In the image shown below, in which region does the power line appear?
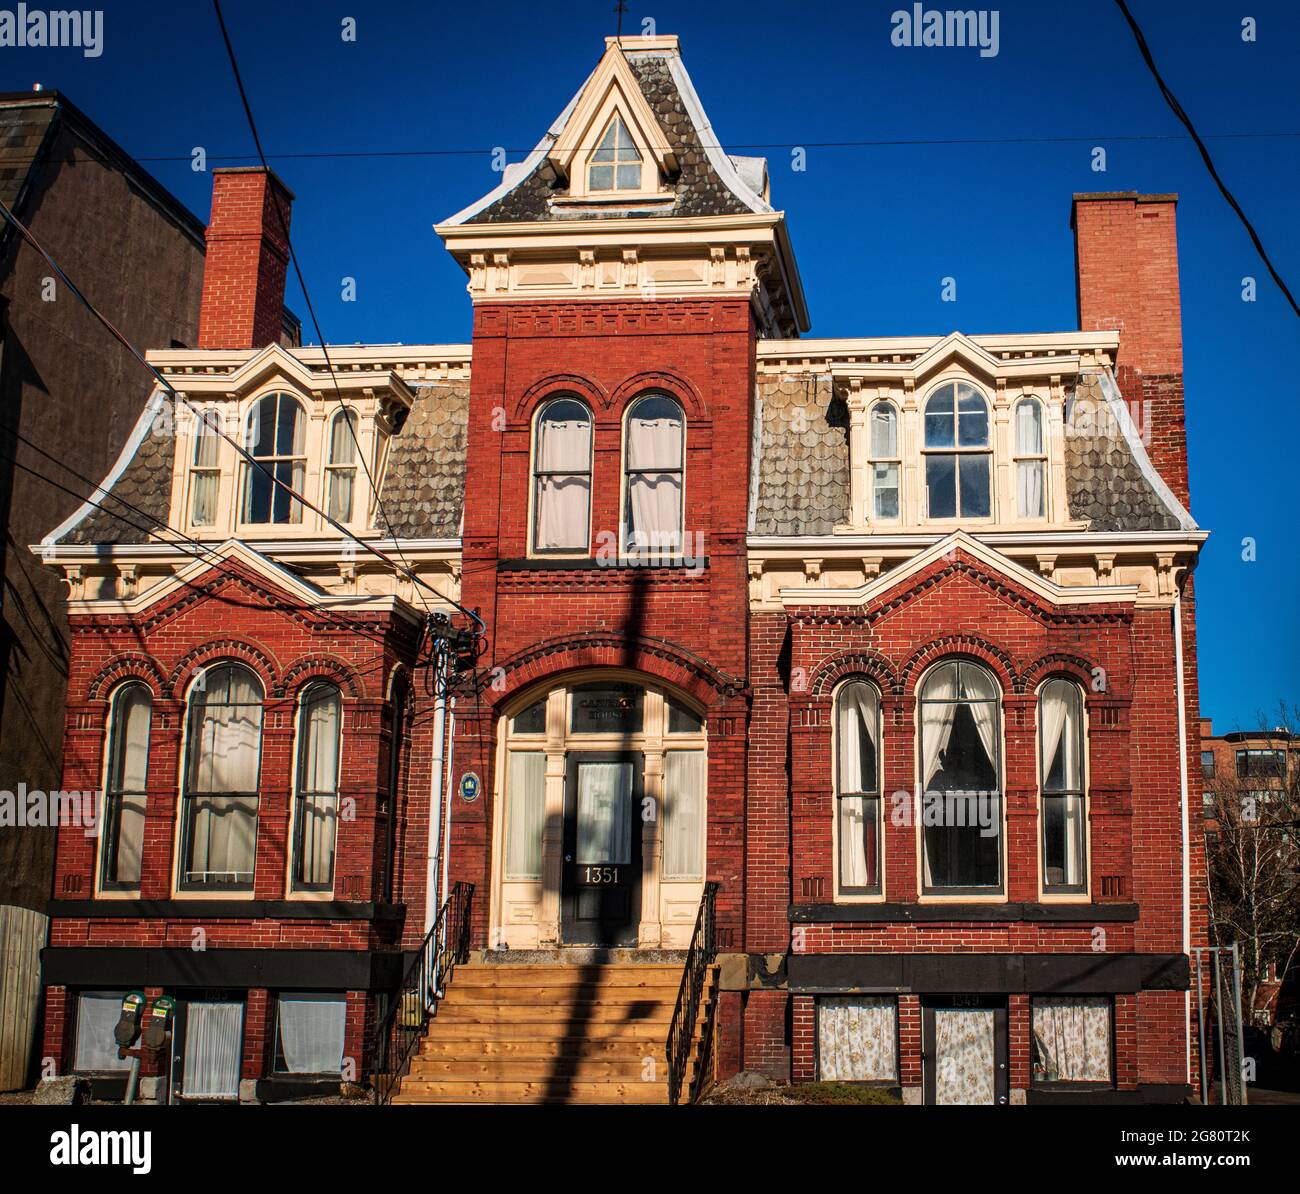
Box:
[210,0,460,635]
[1114,0,1300,321]
[127,129,1300,164]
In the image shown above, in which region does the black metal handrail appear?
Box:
[372,881,473,1105]
[665,881,719,1105]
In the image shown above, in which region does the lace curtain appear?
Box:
[1032,997,1111,1083]
[818,998,896,1081]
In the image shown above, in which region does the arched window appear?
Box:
[918,660,1002,893]
[835,680,882,895]
[190,408,222,527]
[532,398,592,553]
[923,382,991,519]
[589,115,642,192]
[180,663,263,890]
[242,392,305,524]
[101,683,151,890]
[868,402,900,521]
[325,409,359,523]
[1039,679,1086,892]
[293,684,342,891]
[1015,398,1046,519]
[623,394,684,556]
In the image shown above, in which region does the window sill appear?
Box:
[500,556,709,572]
[789,902,1138,923]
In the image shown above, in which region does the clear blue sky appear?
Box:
[5,0,1298,730]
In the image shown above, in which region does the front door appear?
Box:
[561,752,643,945]
[922,996,1008,1105]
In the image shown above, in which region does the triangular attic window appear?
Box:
[588,115,642,192]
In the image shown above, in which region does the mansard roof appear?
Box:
[443,36,771,226]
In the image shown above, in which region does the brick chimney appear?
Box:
[1071,192,1189,506]
[197,167,294,350]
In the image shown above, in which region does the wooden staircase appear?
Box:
[390,960,717,1105]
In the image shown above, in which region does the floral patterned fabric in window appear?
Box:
[817,997,896,1081]
[1032,997,1111,1083]
[934,1008,996,1104]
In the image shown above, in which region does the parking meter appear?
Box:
[114,991,145,1050]
[142,996,175,1050]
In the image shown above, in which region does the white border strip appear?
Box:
[42,387,166,547]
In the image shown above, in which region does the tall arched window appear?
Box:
[101,683,151,890]
[180,663,263,890]
[623,394,684,556]
[532,398,592,552]
[1015,398,1046,519]
[190,408,222,527]
[293,683,342,892]
[918,660,1002,893]
[923,382,991,519]
[1040,679,1086,893]
[377,670,409,901]
[325,409,359,523]
[868,402,900,521]
[242,392,305,524]
[835,680,882,895]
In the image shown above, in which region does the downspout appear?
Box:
[423,662,448,938]
[440,699,456,910]
[1173,584,1192,1085]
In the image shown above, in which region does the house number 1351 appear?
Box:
[583,866,619,884]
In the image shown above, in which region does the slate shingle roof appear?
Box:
[376,382,469,538]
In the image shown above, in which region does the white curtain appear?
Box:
[278,994,346,1074]
[920,665,959,790]
[189,669,262,794]
[1040,681,1081,790]
[1016,399,1043,454]
[115,687,151,792]
[74,992,131,1072]
[301,689,340,792]
[297,689,340,888]
[506,751,545,880]
[818,998,896,1080]
[535,416,590,550]
[188,796,258,882]
[838,797,877,890]
[934,1008,997,1105]
[191,412,220,525]
[664,751,704,879]
[626,407,683,552]
[1017,460,1044,518]
[870,404,897,458]
[836,682,878,795]
[576,762,632,865]
[112,796,147,887]
[1032,998,1110,1082]
[182,1001,243,1099]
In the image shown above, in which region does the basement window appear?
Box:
[274,993,346,1075]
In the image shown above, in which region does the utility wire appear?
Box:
[1114,0,1299,320]
[210,0,463,634]
[0,193,465,623]
[128,129,1300,164]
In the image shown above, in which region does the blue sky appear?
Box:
[5,0,1298,730]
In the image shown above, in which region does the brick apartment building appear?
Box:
[35,35,1208,1104]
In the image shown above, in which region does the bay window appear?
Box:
[835,679,882,895]
[101,683,151,890]
[180,663,263,890]
[292,683,342,892]
[623,394,685,556]
[1040,678,1087,893]
[532,398,592,552]
[919,661,1002,893]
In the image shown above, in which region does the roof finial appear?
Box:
[614,0,627,41]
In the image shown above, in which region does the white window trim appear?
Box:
[1036,677,1093,902]
[831,677,886,903]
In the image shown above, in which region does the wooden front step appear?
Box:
[388,960,715,1106]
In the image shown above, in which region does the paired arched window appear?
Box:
[623,394,684,555]
[325,409,359,523]
[589,115,642,192]
[918,660,1002,892]
[922,382,991,519]
[868,403,900,521]
[243,392,305,524]
[834,680,882,895]
[1015,398,1046,519]
[532,398,592,552]
[1040,678,1086,892]
[293,683,343,891]
[101,683,152,890]
[180,663,263,890]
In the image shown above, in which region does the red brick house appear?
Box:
[35,34,1207,1105]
